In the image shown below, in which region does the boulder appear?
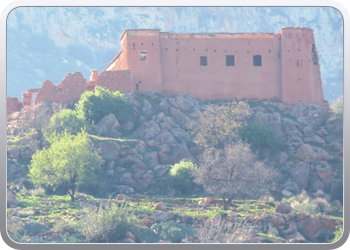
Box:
[139,216,156,228]
[95,113,117,135]
[154,201,167,211]
[304,135,325,145]
[141,100,155,117]
[269,215,285,228]
[288,232,306,243]
[291,103,327,130]
[297,216,336,240]
[279,152,288,164]
[254,112,282,137]
[169,107,190,128]
[144,152,159,168]
[296,144,330,162]
[154,130,177,144]
[151,212,174,222]
[283,179,300,194]
[121,121,134,131]
[115,185,134,194]
[119,172,138,188]
[288,162,310,190]
[97,141,120,161]
[275,202,293,214]
[175,94,195,113]
[23,222,50,236]
[283,221,298,235]
[7,189,19,207]
[170,127,191,142]
[7,146,20,159]
[281,189,293,197]
[116,194,130,201]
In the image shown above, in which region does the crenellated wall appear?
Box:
[7,97,22,115]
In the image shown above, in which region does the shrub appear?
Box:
[132,225,161,243]
[239,122,286,155]
[75,86,133,123]
[152,222,196,243]
[79,204,138,243]
[168,160,200,194]
[43,109,91,141]
[285,194,331,215]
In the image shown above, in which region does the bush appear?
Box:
[43,109,91,141]
[285,194,331,215]
[152,222,196,243]
[79,204,137,243]
[168,160,200,194]
[132,225,161,243]
[75,86,133,123]
[239,122,286,155]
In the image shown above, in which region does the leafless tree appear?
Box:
[194,140,277,209]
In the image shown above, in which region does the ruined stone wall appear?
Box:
[280,27,324,105]
[97,70,134,93]
[35,72,87,104]
[7,97,22,115]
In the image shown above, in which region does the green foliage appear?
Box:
[239,122,286,155]
[75,86,133,123]
[43,109,91,142]
[79,204,138,243]
[190,101,251,149]
[328,226,343,243]
[168,160,200,194]
[329,95,343,122]
[28,131,104,201]
[152,222,196,243]
[132,225,161,243]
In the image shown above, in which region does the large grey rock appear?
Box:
[174,94,194,113]
[253,112,282,137]
[97,141,120,160]
[282,118,300,134]
[23,222,49,236]
[95,113,117,135]
[159,144,194,165]
[296,144,330,162]
[156,98,171,114]
[141,100,155,117]
[154,130,177,144]
[119,172,139,187]
[144,151,159,168]
[132,121,161,140]
[275,202,293,214]
[283,179,300,194]
[291,103,328,129]
[169,107,190,128]
[304,135,325,145]
[170,128,191,142]
[115,185,134,194]
[7,190,18,207]
[288,162,310,190]
[151,212,174,222]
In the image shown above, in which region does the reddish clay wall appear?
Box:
[104,28,324,105]
[280,27,324,105]
[7,97,22,115]
[35,72,87,104]
[97,70,134,93]
[159,33,282,101]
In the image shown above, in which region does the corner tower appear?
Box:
[280,27,324,105]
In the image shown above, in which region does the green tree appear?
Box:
[190,101,251,150]
[75,86,133,123]
[168,160,199,194]
[239,122,286,156]
[329,95,343,122]
[28,131,104,201]
[43,108,91,142]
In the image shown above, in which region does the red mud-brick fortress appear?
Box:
[7,27,325,115]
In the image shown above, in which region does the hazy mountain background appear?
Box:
[7,7,343,102]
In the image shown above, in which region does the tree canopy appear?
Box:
[75,86,133,124]
[28,131,104,201]
[190,101,251,150]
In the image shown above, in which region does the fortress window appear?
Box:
[226,55,235,66]
[133,44,135,50]
[200,56,207,66]
[140,52,147,61]
[253,55,262,66]
[141,43,143,45]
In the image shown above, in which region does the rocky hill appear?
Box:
[6,91,343,243]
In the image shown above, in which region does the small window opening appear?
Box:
[298,49,300,52]
[288,50,290,52]
[226,55,235,66]
[225,50,227,52]
[141,43,143,45]
[176,49,178,51]
[268,49,271,53]
[247,51,250,53]
[200,56,207,66]
[214,50,216,52]
[298,78,301,81]
[206,49,208,51]
[165,48,168,50]
[193,48,195,51]
[133,44,135,50]
[136,84,139,90]
[140,52,147,60]
[297,60,299,67]
[253,55,262,66]
[279,53,281,58]
[299,39,301,43]
[152,43,154,46]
